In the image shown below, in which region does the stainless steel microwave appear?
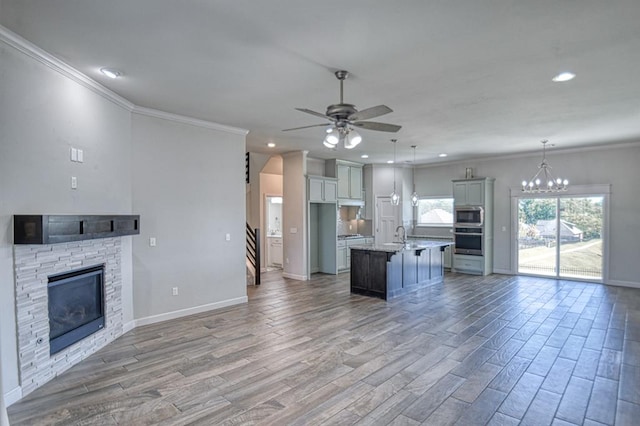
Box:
[455,206,484,226]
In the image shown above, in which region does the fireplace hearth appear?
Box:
[48,265,105,355]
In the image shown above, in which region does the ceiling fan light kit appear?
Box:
[283,70,401,149]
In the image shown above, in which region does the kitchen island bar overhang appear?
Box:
[349,240,452,300]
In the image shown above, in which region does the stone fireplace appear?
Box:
[11,212,143,398]
[14,237,123,396]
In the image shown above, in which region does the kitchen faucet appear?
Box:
[395,225,406,244]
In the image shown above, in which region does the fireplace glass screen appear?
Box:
[48,264,105,355]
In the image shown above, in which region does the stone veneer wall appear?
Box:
[13,237,123,396]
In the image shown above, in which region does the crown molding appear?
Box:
[0,24,135,111]
[0,24,249,136]
[132,106,248,135]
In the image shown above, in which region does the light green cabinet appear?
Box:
[453,179,485,206]
[452,177,495,276]
[308,176,337,203]
[337,241,348,271]
[326,160,363,200]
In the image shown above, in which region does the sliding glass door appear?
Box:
[517,196,604,280]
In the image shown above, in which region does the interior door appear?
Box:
[376,196,399,244]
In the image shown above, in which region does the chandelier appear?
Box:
[323,126,362,149]
[410,145,419,206]
[521,140,568,193]
[390,139,400,205]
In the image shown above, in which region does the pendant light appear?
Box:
[521,140,568,193]
[390,139,400,205]
[410,145,419,207]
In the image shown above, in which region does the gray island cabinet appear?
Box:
[349,241,451,300]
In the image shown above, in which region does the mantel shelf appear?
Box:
[14,215,140,245]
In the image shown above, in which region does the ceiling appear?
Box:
[2,0,639,164]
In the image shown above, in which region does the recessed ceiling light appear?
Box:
[267,142,276,148]
[438,153,447,158]
[387,160,394,164]
[361,154,369,159]
[100,67,122,79]
[552,72,576,82]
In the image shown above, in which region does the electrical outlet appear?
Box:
[225,233,231,241]
[71,176,77,189]
[172,287,178,296]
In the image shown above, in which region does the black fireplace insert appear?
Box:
[48,264,105,355]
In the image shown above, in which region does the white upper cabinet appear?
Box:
[326,159,363,200]
[308,176,337,203]
[453,179,485,206]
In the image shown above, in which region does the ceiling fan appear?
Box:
[283,70,401,148]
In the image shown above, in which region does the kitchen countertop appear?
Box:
[350,240,452,253]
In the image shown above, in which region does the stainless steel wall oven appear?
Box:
[454,226,483,255]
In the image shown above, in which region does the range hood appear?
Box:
[338,199,364,207]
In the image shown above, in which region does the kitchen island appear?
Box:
[349,240,452,300]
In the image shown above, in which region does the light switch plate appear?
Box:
[149,237,156,247]
[225,233,231,241]
[70,148,77,162]
[77,149,84,162]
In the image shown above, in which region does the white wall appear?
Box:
[0,37,133,402]
[413,143,640,284]
[131,113,247,321]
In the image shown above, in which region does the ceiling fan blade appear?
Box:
[348,105,393,121]
[352,121,402,133]
[295,108,332,120]
[282,123,330,132]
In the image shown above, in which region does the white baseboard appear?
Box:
[5,385,22,406]
[493,269,514,275]
[282,272,307,281]
[133,296,248,327]
[606,279,640,289]
[122,320,135,334]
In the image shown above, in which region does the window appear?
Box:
[416,198,454,226]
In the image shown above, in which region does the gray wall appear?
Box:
[282,151,307,280]
[131,113,247,320]
[413,143,640,284]
[1,28,249,405]
[0,40,133,400]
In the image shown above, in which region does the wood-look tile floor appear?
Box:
[8,272,640,425]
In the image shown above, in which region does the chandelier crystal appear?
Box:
[410,145,419,207]
[521,140,568,193]
[390,139,400,205]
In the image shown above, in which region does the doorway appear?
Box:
[265,196,283,269]
[516,195,605,281]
